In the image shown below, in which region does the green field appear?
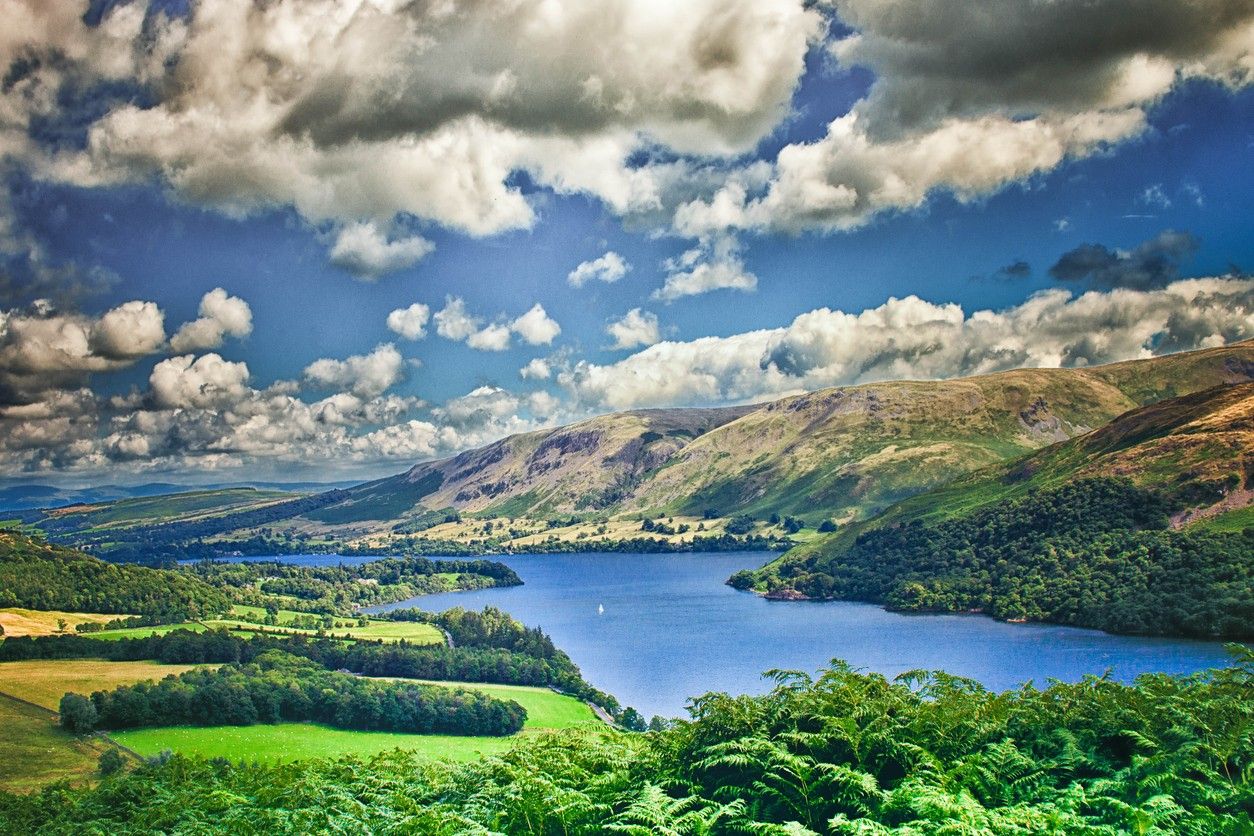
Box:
[198,605,445,645]
[0,694,118,793]
[86,622,207,640]
[112,722,523,762]
[112,680,597,763]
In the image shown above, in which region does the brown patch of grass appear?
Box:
[0,608,132,638]
[0,659,207,710]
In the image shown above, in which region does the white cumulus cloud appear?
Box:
[303,343,405,398]
[170,288,253,353]
[386,303,432,341]
[606,308,661,350]
[568,251,630,287]
[328,222,435,281]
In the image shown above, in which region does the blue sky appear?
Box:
[1,0,1252,484]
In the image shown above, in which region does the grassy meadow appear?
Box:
[0,607,130,638]
[112,680,596,763]
[0,659,207,710]
[0,695,117,793]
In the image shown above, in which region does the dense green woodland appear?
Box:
[186,556,521,615]
[60,650,526,737]
[0,531,230,620]
[5,654,1250,834]
[736,480,1254,639]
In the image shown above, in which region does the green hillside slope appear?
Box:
[735,382,1254,638]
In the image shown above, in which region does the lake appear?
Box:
[220,551,1239,718]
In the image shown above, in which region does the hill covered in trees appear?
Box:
[4,655,1249,833]
[737,383,1254,638]
[0,531,230,621]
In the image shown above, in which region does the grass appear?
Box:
[86,622,207,640]
[1190,504,1254,534]
[0,694,115,793]
[197,606,445,645]
[112,723,521,763]
[50,488,296,531]
[112,680,598,764]
[373,680,596,730]
[0,607,131,638]
[0,659,207,710]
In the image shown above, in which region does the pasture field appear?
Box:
[0,694,117,793]
[201,607,444,645]
[112,722,520,763]
[0,607,130,638]
[0,659,206,710]
[86,622,207,640]
[112,680,598,764]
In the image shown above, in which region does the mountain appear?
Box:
[302,406,756,525]
[734,382,1254,638]
[0,480,356,514]
[298,341,1254,531]
[21,342,1254,551]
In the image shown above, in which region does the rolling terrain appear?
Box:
[286,341,1254,532]
[736,382,1254,638]
[16,341,1254,553]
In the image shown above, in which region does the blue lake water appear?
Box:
[213,552,1238,718]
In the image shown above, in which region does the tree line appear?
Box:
[735,479,1254,639]
[185,556,521,615]
[0,530,230,620]
[8,652,1251,833]
[59,650,525,737]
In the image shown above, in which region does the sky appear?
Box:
[1,0,1252,487]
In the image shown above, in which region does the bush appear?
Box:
[97,749,127,776]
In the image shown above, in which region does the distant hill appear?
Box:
[735,382,1254,639]
[20,341,1254,553]
[0,480,355,514]
[0,530,231,619]
[299,340,1254,530]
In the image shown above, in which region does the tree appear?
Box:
[619,707,647,732]
[817,519,838,533]
[57,618,69,633]
[97,749,127,776]
[60,693,97,734]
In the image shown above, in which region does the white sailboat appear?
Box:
[597,603,605,615]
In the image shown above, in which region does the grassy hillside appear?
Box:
[307,340,1254,530]
[0,531,231,619]
[737,383,1254,638]
[773,379,1254,569]
[19,342,1254,553]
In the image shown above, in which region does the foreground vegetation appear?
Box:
[3,654,1249,833]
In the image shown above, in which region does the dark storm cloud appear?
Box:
[1049,230,1198,290]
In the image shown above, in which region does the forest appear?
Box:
[60,650,526,737]
[184,556,522,614]
[734,479,1254,639]
[0,531,230,620]
[5,652,1249,833]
